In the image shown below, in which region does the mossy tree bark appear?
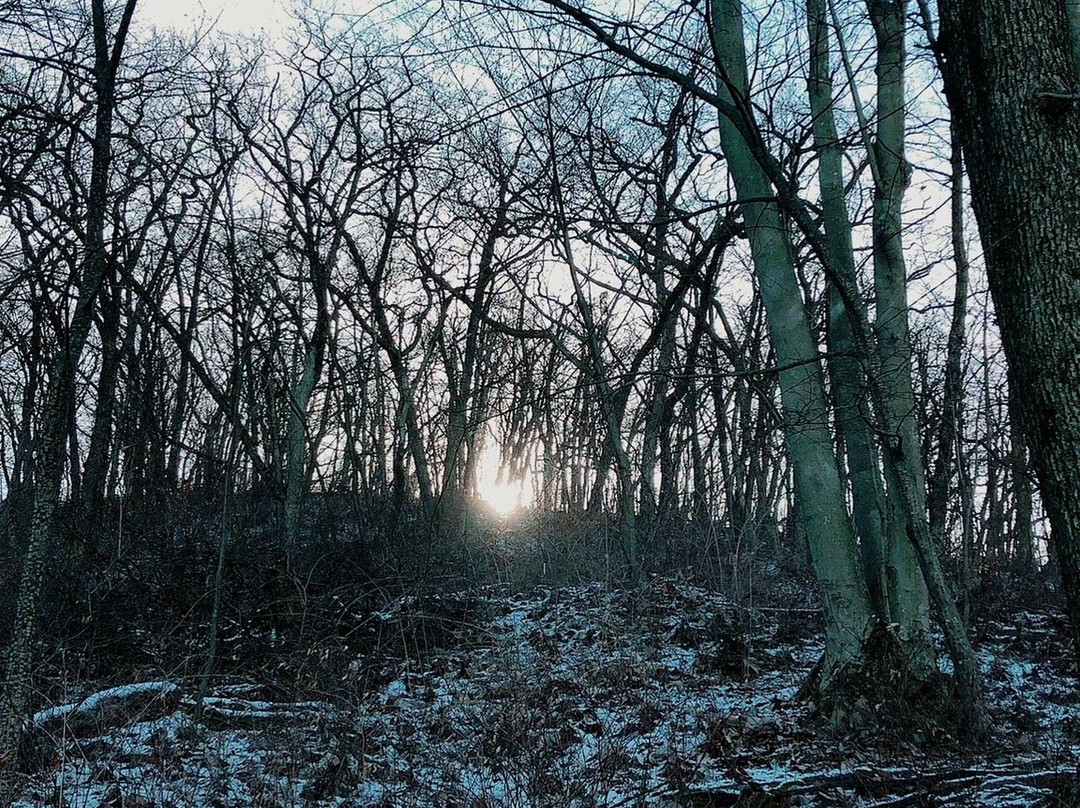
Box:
[710,0,874,682]
[865,0,935,675]
[807,0,891,620]
[531,0,988,735]
[807,0,936,679]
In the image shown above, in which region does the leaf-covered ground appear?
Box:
[11,577,1080,807]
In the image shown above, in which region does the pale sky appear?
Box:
[133,0,291,35]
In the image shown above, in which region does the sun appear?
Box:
[481,480,523,516]
[475,447,531,516]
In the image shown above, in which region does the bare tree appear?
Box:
[0,0,140,786]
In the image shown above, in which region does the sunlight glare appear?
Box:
[476,448,530,516]
[482,480,523,516]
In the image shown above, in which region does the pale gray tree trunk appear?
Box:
[807,0,891,618]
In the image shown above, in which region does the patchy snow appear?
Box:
[9,577,1080,807]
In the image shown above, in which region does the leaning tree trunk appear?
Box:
[710,0,874,684]
[938,0,1080,656]
[707,0,985,734]
[927,122,970,552]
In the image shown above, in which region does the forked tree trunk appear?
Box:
[710,0,873,682]
[807,0,892,619]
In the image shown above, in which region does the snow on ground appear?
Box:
[10,577,1080,807]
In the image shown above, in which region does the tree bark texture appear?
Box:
[938,0,1080,655]
[0,0,138,795]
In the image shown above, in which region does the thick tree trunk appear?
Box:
[938,0,1080,655]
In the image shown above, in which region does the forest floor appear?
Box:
[8,574,1080,808]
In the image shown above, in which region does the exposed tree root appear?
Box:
[799,621,961,746]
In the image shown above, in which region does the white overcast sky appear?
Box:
[133,0,292,35]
